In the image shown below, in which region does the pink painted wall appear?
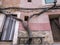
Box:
[19,13,51,31]
[19,23,51,31]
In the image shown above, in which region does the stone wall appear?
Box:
[18,30,53,43]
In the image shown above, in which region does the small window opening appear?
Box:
[28,0,32,2]
[24,16,29,21]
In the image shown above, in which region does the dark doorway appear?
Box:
[49,15,60,42]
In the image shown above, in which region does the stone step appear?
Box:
[0,41,12,45]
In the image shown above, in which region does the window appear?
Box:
[0,14,17,41]
[28,0,31,2]
[24,16,29,21]
[45,0,55,4]
[42,0,55,5]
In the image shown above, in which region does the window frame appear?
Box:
[42,0,54,6]
[0,12,20,42]
[0,15,17,41]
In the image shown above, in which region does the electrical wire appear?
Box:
[0,6,60,10]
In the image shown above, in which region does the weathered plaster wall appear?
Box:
[20,0,43,8]
[2,0,20,7]
[18,10,53,43]
[19,10,51,31]
[2,0,60,43]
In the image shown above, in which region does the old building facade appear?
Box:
[0,0,60,45]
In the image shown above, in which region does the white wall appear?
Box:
[0,14,5,32]
[13,12,21,45]
[57,0,60,4]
